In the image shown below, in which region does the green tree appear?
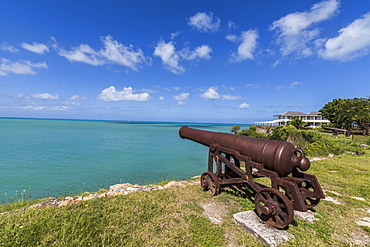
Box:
[230,125,241,134]
[289,117,308,128]
[319,97,370,133]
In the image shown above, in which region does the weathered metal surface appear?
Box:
[179,126,325,229]
[179,126,310,177]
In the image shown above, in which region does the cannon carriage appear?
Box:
[179,126,325,228]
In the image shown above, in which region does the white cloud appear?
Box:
[246,83,260,88]
[0,105,45,111]
[170,31,181,40]
[200,87,244,100]
[290,81,303,88]
[50,105,71,111]
[159,96,165,101]
[228,20,237,29]
[99,35,149,71]
[0,58,48,76]
[201,87,220,99]
[188,12,220,33]
[222,94,245,100]
[181,45,212,60]
[226,30,259,62]
[69,95,88,100]
[318,12,370,61]
[97,86,151,102]
[57,35,149,70]
[238,103,250,109]
[21,42,49,54]
[154,40,184,74]
[154,40,212,74]
[177,101,187,106]
[276,85,286,91]
[63,101,81,106]
[58,44,105,66]
[32,93,59,100]
[0,42,19,53]
[270,0,339,58]
[173,92,189,101]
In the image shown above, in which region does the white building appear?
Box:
[256,111,330,128]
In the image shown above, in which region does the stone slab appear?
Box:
[294,210,319,224]
[233,211,294,247]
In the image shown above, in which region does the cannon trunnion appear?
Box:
[179,126,325,229]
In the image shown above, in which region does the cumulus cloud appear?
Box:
[0,42,19,53]
[238,103,250,109]
[270,0,339,58]
[154,41,184,74]
[97,86,151,102]
[154,40,212,74]
[0,58,48,76]
[201,87,220,99]
[188,12,220,33]
[159,96,165,101]
[226,30,259,62]
[177,101,187,106]
[32,93,59,100]
[318,12,370,61]
[172,92,189,101]
[21,42,49,54]
[57,35,149,71]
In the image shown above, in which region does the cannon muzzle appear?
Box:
[179,126,310,177]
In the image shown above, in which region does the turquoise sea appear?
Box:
[0,118,249,204]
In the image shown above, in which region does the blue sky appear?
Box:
[1,0,370,123]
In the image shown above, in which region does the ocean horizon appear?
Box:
[0,118,250,204]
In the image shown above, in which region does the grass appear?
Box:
[1,131,370,246]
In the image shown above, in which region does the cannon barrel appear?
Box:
[179,126,310,177]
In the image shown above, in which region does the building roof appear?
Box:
[274,111,322,116]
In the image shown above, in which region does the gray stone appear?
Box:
[360,144,368,148]
[357,217,370,227]
[233,211,294,247]
[294,210,319,224]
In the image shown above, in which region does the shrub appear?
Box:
[268,125,296,141]
[237,129,266,139]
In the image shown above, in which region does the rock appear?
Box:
[294,210,319,224]
[351,196,365,201]
[360,144,368,148]
[199,200,228,225]
[0,179,200,216]
[234,211,294,247]
[149,185,164,190]
[323,196,341,204]
[357,217,370,227]
[163,181,183,188]
[109,183,134,191]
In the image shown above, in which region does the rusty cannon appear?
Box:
[179,126,325,228]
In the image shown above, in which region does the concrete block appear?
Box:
[233,211,294,247]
